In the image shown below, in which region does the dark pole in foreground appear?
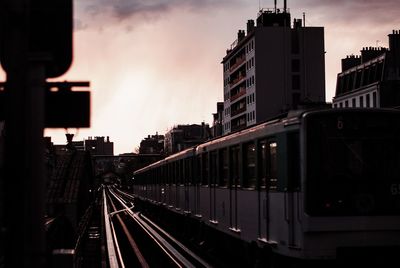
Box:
[2,0,46,266]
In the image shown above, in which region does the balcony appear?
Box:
[231,116,247,132]
[230,89,246,102]
[231,106,246,117]
[229,55,246,72]
[229,75,245,89]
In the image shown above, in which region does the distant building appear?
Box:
[333,30,400,108]
[84,136,114,156]
[139,133,164,154]
[164,123,210,155]
[222,6,325,134]
[211,102,223,138]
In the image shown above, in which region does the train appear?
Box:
[132,108,400,263]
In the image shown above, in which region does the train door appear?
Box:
[210,151,218,223]
[284,132,300,248]
[229,145,240,231]
[257,139,277,242]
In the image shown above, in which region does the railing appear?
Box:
[230,89,246,102]
[229,75,245,88]
[231,106,246,117]
[229,56,246,72]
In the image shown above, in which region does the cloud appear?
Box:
[297,0,400,25]
[79,0,241,22]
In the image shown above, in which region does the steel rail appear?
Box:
[106,187,149,268]
[103,188,124,268]
[110,188,211,268]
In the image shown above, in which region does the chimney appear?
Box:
[247,20,255,34]
[293,18,302,28]
[361,46,386,63]
[341,55,361,72]
[284,0,287,13]
[66,133,74,143]
[389,30,400,66]
[237,30,245,41]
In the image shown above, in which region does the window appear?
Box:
[352,98,356,107]
[201,153,209,185]
[259,140,278,190]
[373,92,377,107]
[230,146,240,187]
[292,59,300,72]
[268,142,278,190]
[220,149,228,186]
[292,75,300,90]
[244,143,256,188]
[345,100,349,108]
[366,94,370,108]
[360,96,364,107]
[259,141,268,188]
[210,151,218,186]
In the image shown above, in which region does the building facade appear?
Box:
[139,133,164,154]
[333,30,400,108]
[211,102,223,138]
[84,136,114,156]
[164,123,210,155]
[222,8,325,134]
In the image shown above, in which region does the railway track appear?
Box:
[103,186,212,268]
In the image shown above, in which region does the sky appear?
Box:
[1,0,400,154]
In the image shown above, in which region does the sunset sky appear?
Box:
[1,0,400,154]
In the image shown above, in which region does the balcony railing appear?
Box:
[229,75,245,88]
[230,89,246,102]
[231,121,246,132]
[230,106,246,117]
[229,56,246,72]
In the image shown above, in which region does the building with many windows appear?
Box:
[164,123,210,155]
[333,30,400,108]
[222,6,325,134]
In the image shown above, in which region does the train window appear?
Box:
[210,151,218,186]
[172,162,176,185]
[244,142,256,189]
[184,159,189,185]
[230,146,240,187]
[181,159,185,185]
[168,164,172,185]
[201,153,209,185]
[194,156,201,184]
[259,140,268,188]
[268,142,278,191]
[220,149,229,186]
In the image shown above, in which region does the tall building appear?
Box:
[222,5,325,134]
[333,30,400,108]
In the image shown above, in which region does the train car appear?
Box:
[133,108,400,261]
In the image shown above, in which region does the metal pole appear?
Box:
[3,0,46,266]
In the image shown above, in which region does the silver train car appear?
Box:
[132,108,400,261]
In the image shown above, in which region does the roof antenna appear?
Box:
[303,12,306,26]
